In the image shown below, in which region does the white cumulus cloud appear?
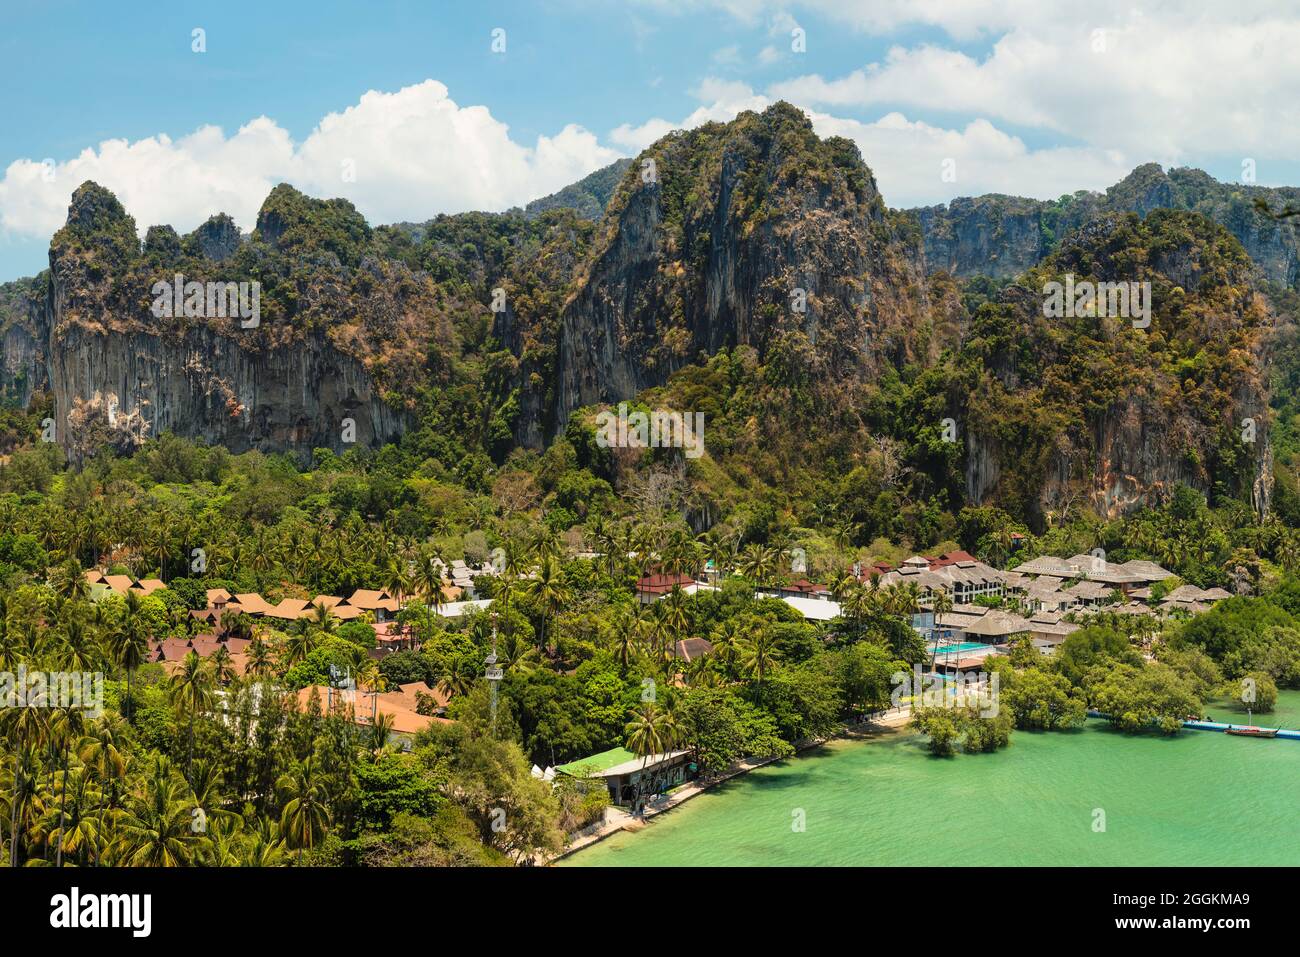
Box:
[0,80,620,242]
[606,79,1132,207]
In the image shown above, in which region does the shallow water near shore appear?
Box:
[562,691,1300,866]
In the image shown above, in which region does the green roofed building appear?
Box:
[555,747,695,810]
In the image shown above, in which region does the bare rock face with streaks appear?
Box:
[3,182,432,464]
[536,103,933,440]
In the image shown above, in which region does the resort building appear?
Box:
[777,578,832,600]
[936,604,1032,643]
[83,570,167,598]
[189,586,428,628]
[294,683,452,743]
[673,637,714,662]
[780,595,843,622]
[373,620,418,654]
[436,598,495,618]
[875,553,1006,604]
[1159,584,1232,614]
[1025,610,1080,645]
[555,747,696,808]
[1022,576,1076,614]
[1009,554,1171,595]
[148,633,253,674]
[435,558,496,598]
[346,589,402,620]
[1117,560,1178,584]
[635,572,697,603]
[1064,579,1118,608]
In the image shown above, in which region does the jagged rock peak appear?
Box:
[190,213,242,261]
[1104,163,1173,214]
[64,181,135,235]
[254,183,371,264]
[143,224,181,259]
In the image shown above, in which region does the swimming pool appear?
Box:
[929,641,994,655]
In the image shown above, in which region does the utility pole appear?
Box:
[485,618,503,735]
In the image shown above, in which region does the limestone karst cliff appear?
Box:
[910,163,1300,287]
[0,104,1287,525]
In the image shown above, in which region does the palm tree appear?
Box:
[209,645,236,685]
[165,652,216,783]
[282,628,322,668]
[246,633,275,678]
[662,587,690,669]
[497,629,540,674]
[739,625,781,700]
[115,591,150,721]
[383,559,412,606]
[661,530,700,580]
[989,526,1016,567]
[37,765,104,867]
[831,520,859,556]
[624,701,679,816]
[737,543,780,597]
[0,743,41,866]
[51,559,91,604]
[277,757,331,864]
[930,585,954,623]
[45,702,90,868]
[590,514,618,577]
[218,608,250,640]
[842,581,882,632]
[77,716,129,863]
[413,546,445,641]
[929,586,954,663]
[611,607,639,674]
[437,655,478,700]
[147,522,174,583]
[645,613,673,668]
[305,601,338,639]
[239,818,287,867]
[1278,532,1300,573]
[526,554,571,653]
[366,713,396,753]
[697,528,732,583]
[115,756,206,866]
[709,619,744,676]
[829,570,858,603]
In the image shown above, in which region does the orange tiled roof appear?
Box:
[293,685,450,735]
[223,637,252,655]
[231,593,274,615]
[267,598,310,620]
[347,589,395,610]
[157,638,193,662]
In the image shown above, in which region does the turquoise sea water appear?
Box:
[562,691,1300,867]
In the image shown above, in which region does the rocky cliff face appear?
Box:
[961,211,1274,525]
[46,319,404,465]
[913,195,1048,280]
[912,163,1300,287]
[540,104,931,438]
[0,107,1288,523]
[1,183,416,464]
[0,277,50,407]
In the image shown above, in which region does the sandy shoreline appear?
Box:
[550,707,913,862]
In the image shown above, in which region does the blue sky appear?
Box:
[3,0,1298,281]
